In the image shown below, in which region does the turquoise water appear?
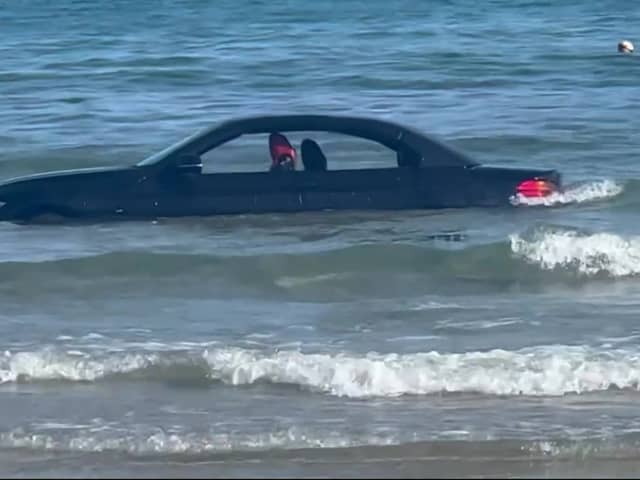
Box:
[2,1,640,477]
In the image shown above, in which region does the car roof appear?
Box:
[138,114,478,168]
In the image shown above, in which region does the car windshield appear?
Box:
[136,124,215,166]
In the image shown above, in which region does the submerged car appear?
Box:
[0,114,562,223]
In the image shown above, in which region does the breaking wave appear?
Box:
[3,345,640,398]
[511,228,640,277]
[3,220,640,302]
[4,226,638,291]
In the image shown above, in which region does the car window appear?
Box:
[199,131,398,173]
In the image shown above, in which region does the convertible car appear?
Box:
[0,114,562,223]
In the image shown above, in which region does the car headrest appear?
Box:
[269,132,297,165]
[301,138,327,171]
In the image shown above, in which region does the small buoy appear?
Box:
[618,40,634,54]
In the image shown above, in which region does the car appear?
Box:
[0,114,562,223]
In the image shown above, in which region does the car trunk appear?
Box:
[465,165,563,206]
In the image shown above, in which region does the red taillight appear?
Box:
[516,179,557,198]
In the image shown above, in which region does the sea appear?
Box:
[2,0,640,477]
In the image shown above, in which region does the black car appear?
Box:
[0,114,562,223]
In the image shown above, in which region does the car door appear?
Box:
[154,166,304,216]
[296,167,422,211]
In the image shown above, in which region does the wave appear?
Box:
[511,228,640,277]
[2,226,639,286]
[0,425,389,456]
[2,211,640,295]
[2,423,640,463]
[0,241,533,299]
[3,345,640,398]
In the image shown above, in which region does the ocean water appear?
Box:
[2,0,640,477]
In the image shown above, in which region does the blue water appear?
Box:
[2,1,640,477]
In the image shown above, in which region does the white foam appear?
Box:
[598,334,640,345]
[524,439,640,459]
[510,179,623,207]
[440,430,471,439]
[245,333,276,340]
[159,406,209,416]
[387,335,441,342]
[32,422,93,431]
[275,273,345,288]
[510,230,640,276]
[84,333,105,339]
[435,317,523,331]
[4,345,640,398]
[204,345,640,397]
[0,426,394,454]
[0,350,157,383]
[477,318,523,329]
[408,301,466,311]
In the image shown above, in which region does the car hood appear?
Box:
[0,165,132,186]
[0,165,142,203]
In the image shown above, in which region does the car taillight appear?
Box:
[516,179,557,198]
